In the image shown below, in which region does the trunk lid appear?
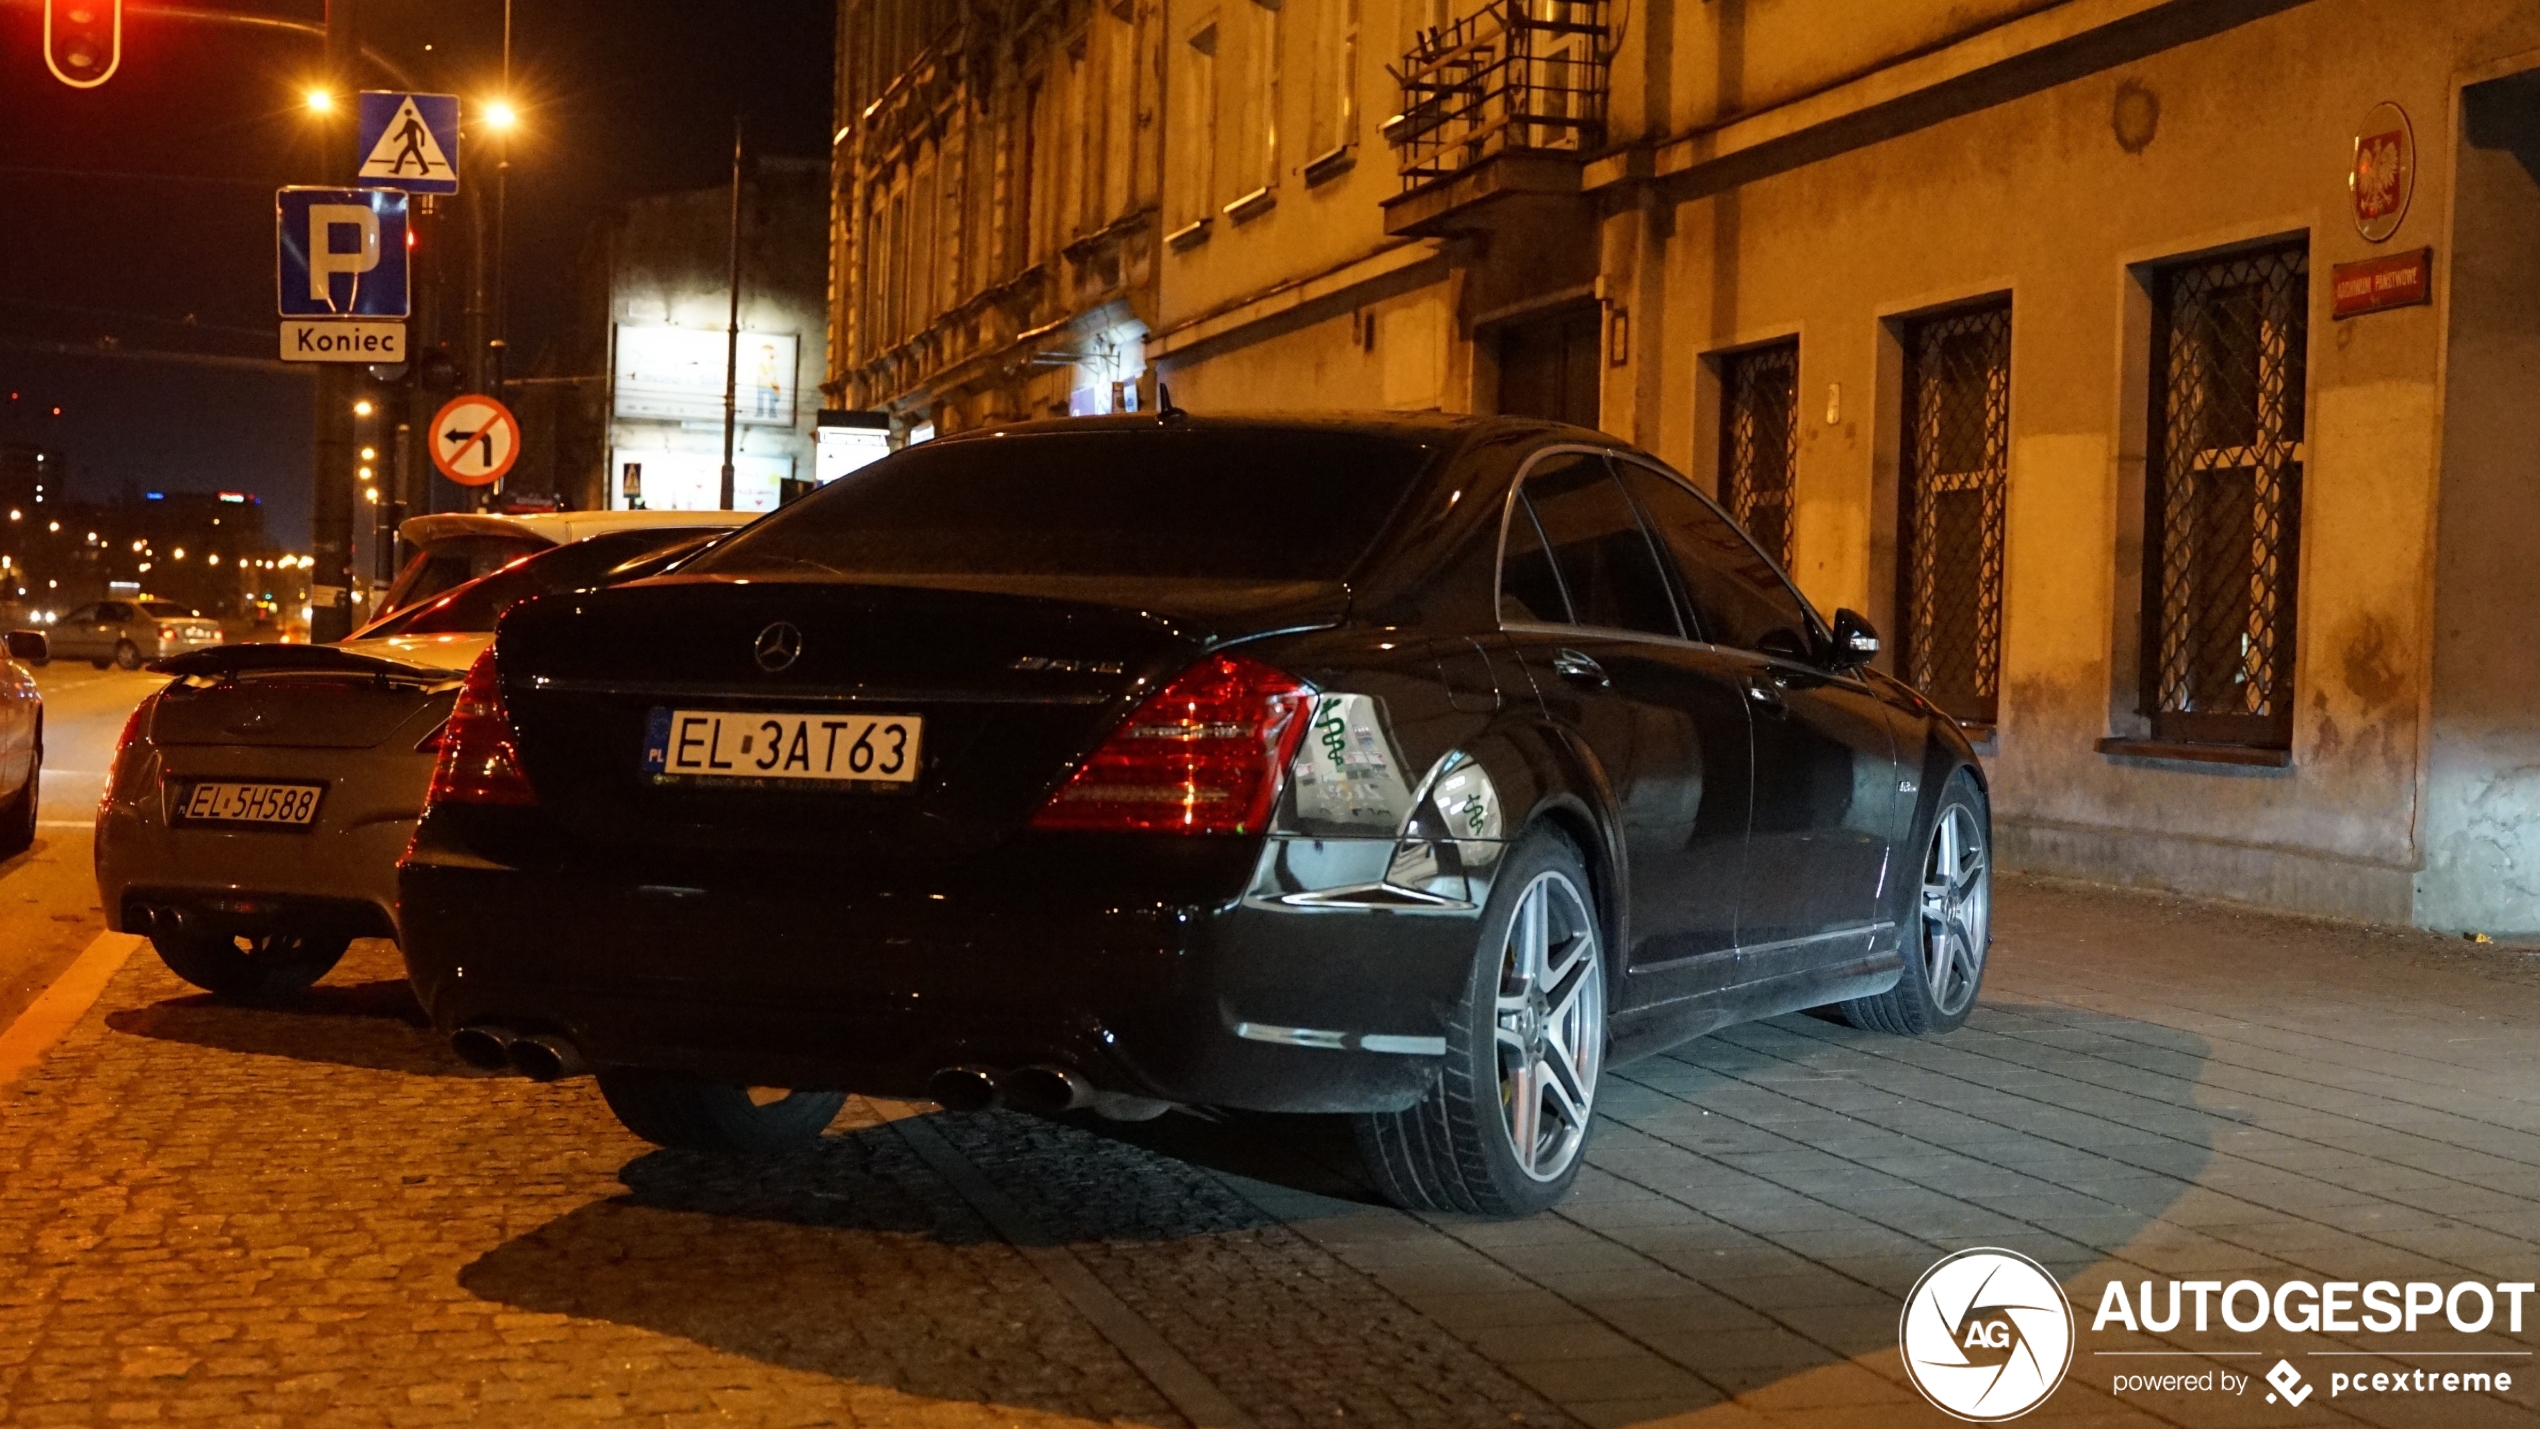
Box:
[495,574,1346,861]
[148,637,477,751]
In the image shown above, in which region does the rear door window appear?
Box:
[1619,460,1818,656]
[1510,453,1681,639]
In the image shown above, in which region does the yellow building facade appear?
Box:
[831,0,2540,932]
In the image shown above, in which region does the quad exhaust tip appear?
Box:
[450,1025,588,1082]
[1000,1064,1093,1115]
[928,1065,1002,1113]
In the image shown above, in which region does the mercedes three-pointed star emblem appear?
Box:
[753,621,803,673]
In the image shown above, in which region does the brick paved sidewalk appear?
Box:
[0,876,2532,1428]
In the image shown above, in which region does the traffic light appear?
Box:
[44,0,122,88]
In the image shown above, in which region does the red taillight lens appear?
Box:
[424,647,536,807]
[1031,653,1315,835]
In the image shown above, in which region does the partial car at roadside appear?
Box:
[96,524,729,1000]
[0,630,44,856]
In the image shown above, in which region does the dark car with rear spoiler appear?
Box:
[399,413,1992,1215]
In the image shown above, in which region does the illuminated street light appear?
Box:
[354,399,375,417]
[171,548,186,560]
[305,87,333,113]
[365,488,380,503]
[358,466,374,480]
[360,447,376,461]
[46,521,59,533]
[208,553,222,566]
[485,99,519,130]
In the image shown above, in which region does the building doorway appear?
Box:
[1496,304,1601,428]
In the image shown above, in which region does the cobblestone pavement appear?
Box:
[0,876,2533,1428]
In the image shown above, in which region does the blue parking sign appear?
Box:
[277,187,409,319]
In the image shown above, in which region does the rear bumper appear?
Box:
[397,838,1482,1114]
[97,741,428,943]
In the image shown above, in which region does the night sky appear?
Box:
[0,0,834,545]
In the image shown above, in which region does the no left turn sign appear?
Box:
[430,393,521,487]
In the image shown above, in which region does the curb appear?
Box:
[0,931,142,1094]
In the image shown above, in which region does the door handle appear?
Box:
[1551,648,1610,688]
[1745,674,1788,713]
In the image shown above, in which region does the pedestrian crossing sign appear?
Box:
[357,91,460,195]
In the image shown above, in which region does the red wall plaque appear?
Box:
[2331,248,2432,319]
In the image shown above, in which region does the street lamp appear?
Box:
[305,86,334,113]
[353,399,375,417]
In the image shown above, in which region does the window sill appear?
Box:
[1303,144,1356,186]
[1166,217,1212,252]
[1222,186,1276,223]
[2094,737,2291,769]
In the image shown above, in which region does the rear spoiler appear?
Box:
[149,644,468,682]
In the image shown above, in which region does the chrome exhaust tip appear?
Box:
[928,1065,1002,1113]
[450,1024,517,1072]
[1000,1064,1093,1115]
[507,1034,588,1083]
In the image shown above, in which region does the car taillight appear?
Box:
[424,646,536,807]
[1031,653,1315,836]
[100,695,154,819]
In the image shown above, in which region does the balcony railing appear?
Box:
[1386,0,1609,193]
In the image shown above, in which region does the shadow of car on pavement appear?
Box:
[453,1003,2213,1426]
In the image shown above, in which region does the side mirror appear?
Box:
[6,630,45,664]
[1828,608,1880,669]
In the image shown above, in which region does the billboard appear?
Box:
[613,451,796,513]
[613,325,799,426]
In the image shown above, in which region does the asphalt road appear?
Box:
[0,661,160,1034]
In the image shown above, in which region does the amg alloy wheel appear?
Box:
[1356,829,1606,1217]
[152,931,349,1001]
[596,1069,846,1155]
[1842,769,1990,1036]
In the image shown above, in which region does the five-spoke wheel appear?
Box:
[1356,828,1606,1216]
[1494,867,1605,1183]
[1843,768,1991,1036]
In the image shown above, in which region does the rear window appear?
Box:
[688,427,1438,582]
[355,529,718,638]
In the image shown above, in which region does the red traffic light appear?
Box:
[44,0,123,88]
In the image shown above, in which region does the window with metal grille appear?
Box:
[1897,301,2010,725]
[1719,341,1798,570]
[2143,241,2308,746]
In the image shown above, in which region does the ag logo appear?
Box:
[1900,1249,2074,1421]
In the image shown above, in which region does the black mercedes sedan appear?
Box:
[399,413,1991,1217]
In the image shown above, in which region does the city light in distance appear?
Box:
[365,488,379,503]
[171,548,185,561]
[353,399,375,417]
[361,447,376,461]
[359,466,373,480]
[208,553,221,566]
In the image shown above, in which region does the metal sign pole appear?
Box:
[719,115,744,512]
[309,0,360,643]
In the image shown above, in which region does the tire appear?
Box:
[113,641,141,671]
[151,930,349,1000]
[1354,828,1608,1218]
[1841,769,1991,1036]
[596,1069,845,1155]
[0,756,34,857]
